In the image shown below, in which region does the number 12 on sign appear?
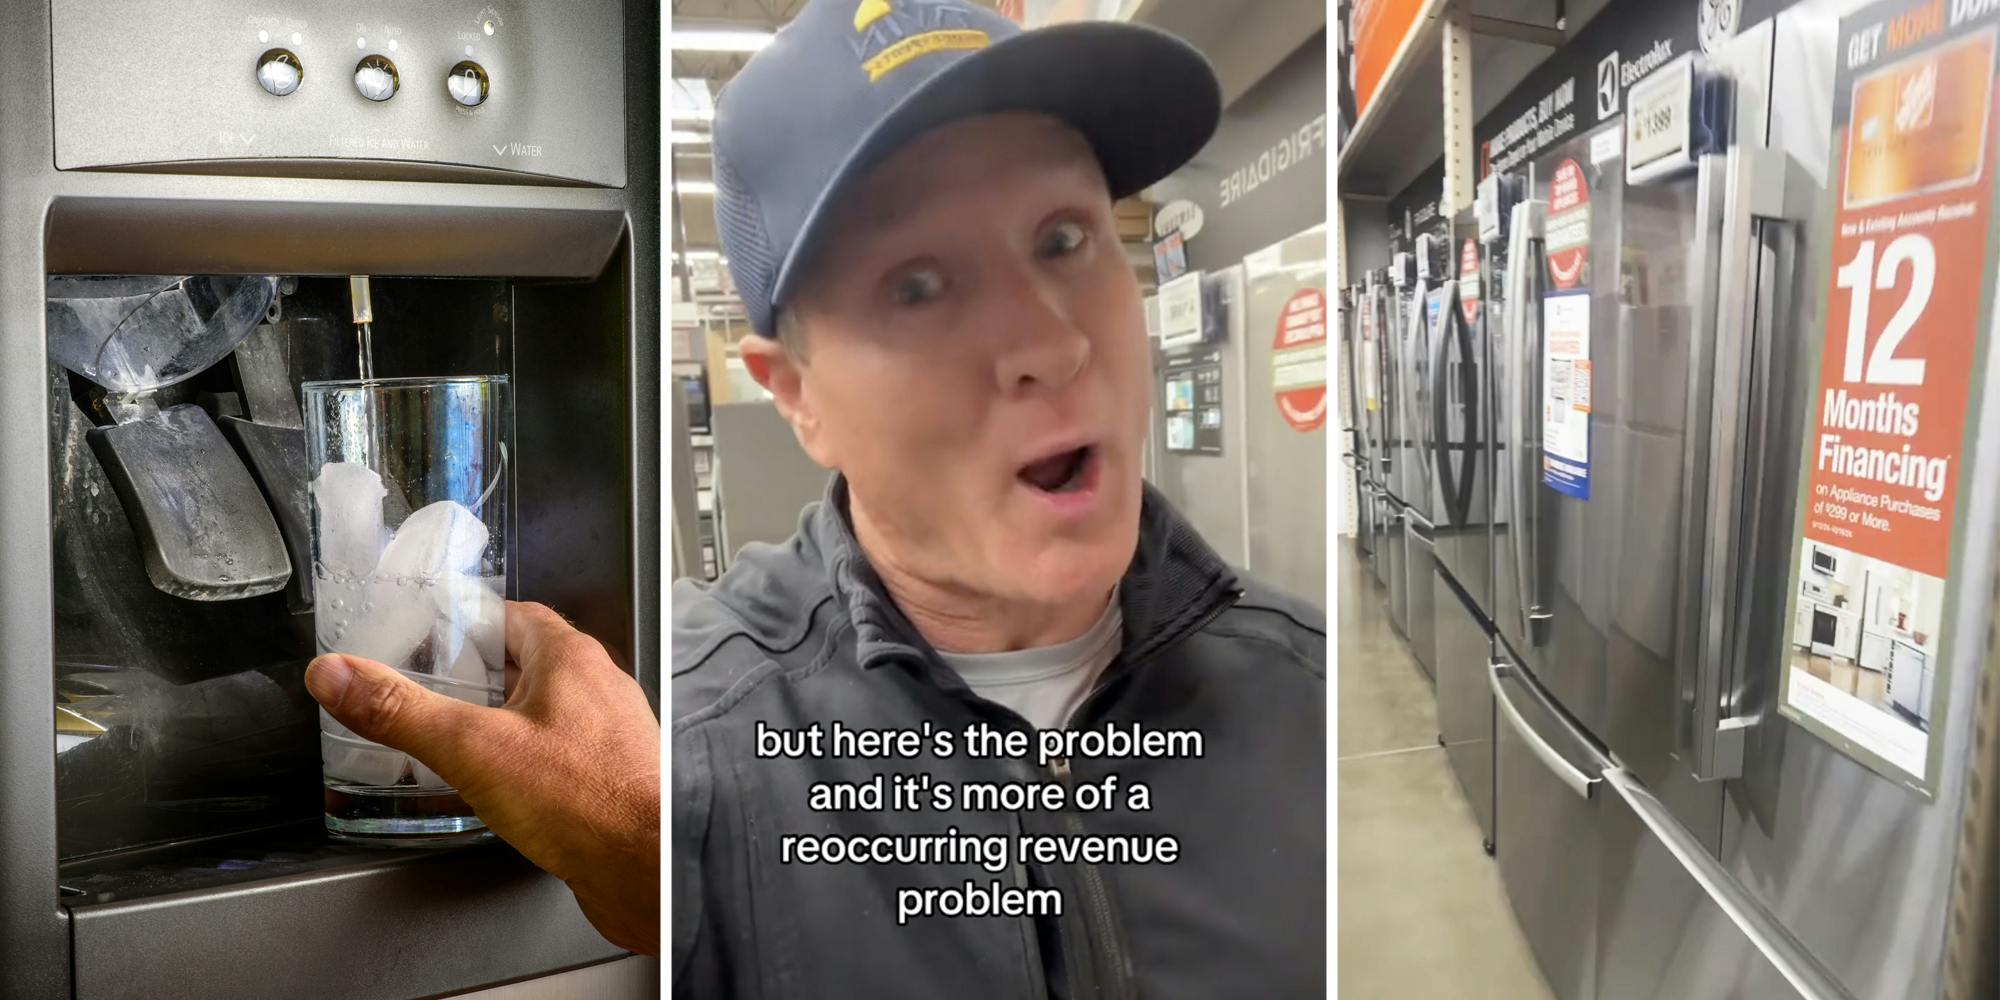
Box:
[1833,233,1933,386]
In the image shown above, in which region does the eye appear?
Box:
[1037,220,1089,259]
[890,268,946,307]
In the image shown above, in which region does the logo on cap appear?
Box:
[850,0,990,83]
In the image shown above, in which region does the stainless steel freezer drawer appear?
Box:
[1492,661,1603,1000]
[1404,517,1438,681]
[1386,507,1409,634]
[1595,770,1854,1000]
[1437,569,1494,848]
[1373,492,1395,586]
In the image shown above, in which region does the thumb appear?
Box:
[307,654,490,779]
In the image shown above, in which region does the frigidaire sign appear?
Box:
[1218,112,1330,208]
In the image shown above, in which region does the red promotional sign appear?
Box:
[1804,29,1999,579]
[1273,290,1328,432]
[1459,238,1481,325]
[1776,0,2000,790]
[1545,159,1590,290]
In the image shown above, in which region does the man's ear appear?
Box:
[738,334,836,468]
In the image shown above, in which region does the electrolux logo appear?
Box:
[1597,39,1675,122]
[1621,39,1675,87]
[1597,52,1620,119]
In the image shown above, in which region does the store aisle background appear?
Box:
[1336,543,1553,998]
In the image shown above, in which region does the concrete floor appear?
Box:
[1337,539,1554,999]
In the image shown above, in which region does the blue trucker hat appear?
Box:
[711,0,1223,336]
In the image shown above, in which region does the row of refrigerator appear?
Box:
[1340,1,1996,997]
[1150,225,1331,613]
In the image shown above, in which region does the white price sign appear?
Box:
[1158,271,1205,349]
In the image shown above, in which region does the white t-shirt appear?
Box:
[936,591,1123,730]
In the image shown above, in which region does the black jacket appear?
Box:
[672,479,1325,998]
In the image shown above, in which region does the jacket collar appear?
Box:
[809,475,1240,671]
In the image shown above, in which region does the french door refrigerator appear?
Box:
[1488,3,2000,998]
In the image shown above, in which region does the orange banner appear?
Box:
[1351,0,1424,119]
[1805,27,1999,578]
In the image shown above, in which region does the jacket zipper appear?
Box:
[1009,809,1054,1000]
[1069,583,1244,723]
[1048,753,1134,1000]
[1043,584,1242,1000]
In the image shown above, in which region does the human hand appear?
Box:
[306,601,661,955]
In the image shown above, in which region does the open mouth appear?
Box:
[1017,445,1095,495]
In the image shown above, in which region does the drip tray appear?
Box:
[58,821,454,906]
[59,824,626,1000]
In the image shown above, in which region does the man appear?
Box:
[674,1,1325,997]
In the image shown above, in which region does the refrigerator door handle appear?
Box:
[1489,661,1599,800]
[1409,282,1433,505]
[1451,279,1479,525]
[1503,199,1549,645]
[1379,293,1398,480]
[1602,768,1859,1000]
[1434,280,1465,526]
[1687,145,1793,783]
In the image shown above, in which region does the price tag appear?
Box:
[1541,291,1591,499]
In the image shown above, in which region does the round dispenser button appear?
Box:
[447,60,489,107]
[353,55,399,102]
[255,48,303,97]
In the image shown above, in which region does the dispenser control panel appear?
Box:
[51,0,625,187]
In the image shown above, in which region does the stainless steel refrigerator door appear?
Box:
[1594,21,1848,997]
[1492,660,1605,1000]
[1522,131,1632,737]
[1151,267,1251,568]
[1376,287,1403,509]
[1713,4,1989,998]
[1345,289,1376,560]
[1396,285,1439,524]
[1602,39,1773,832]
[1242,229,1328,610]
[1493,197,1550,677]
[1593,138,1747,992]
[1434,277,1495,615]
[1364,285,1393,496]
[1372,286,1401,588]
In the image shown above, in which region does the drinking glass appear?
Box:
[302,375,509,843]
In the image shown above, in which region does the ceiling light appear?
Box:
[670,131,711,145]
[677,180,718,195]
[671,29,773,52]
[670,108,717,122]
